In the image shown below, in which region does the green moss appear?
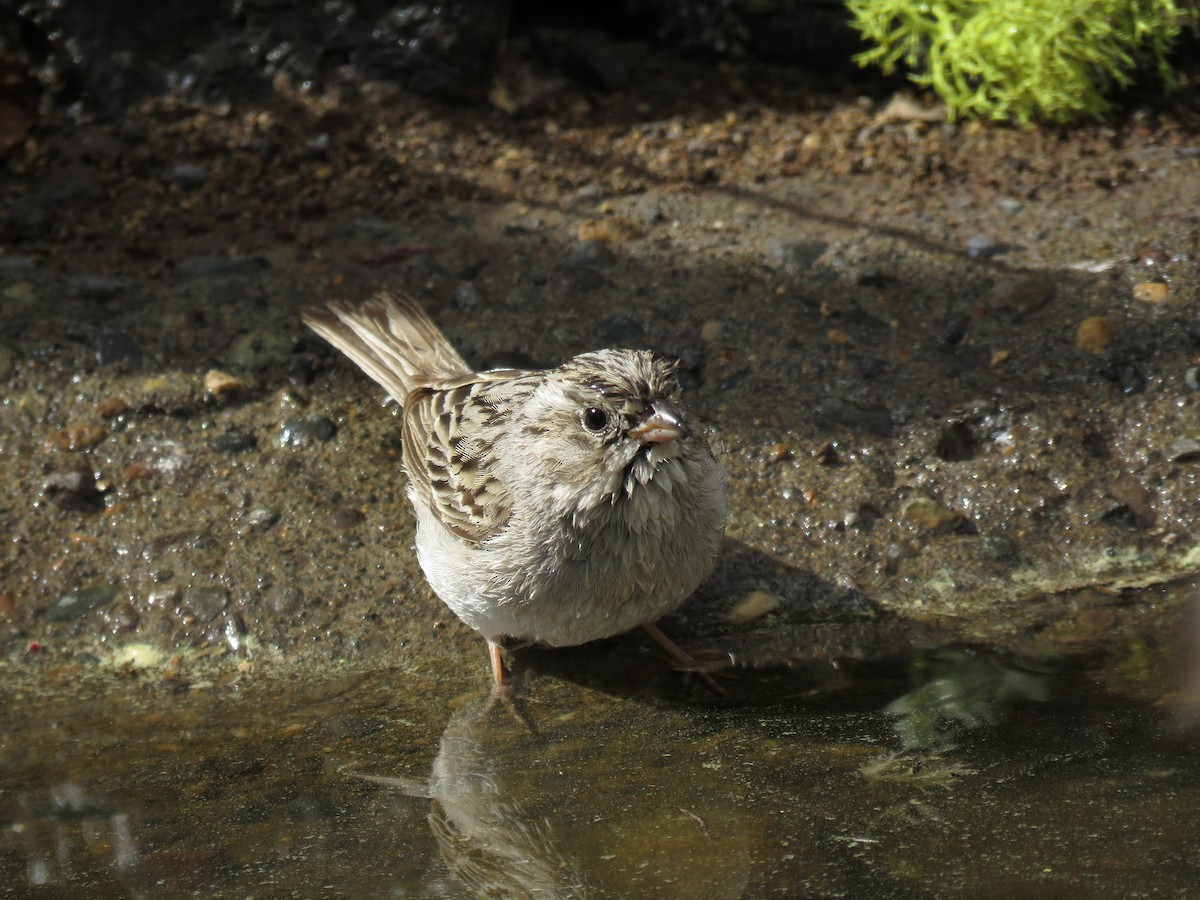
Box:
[847,0,1198,126]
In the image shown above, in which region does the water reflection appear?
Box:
[2,602,1200,896]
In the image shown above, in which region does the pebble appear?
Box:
[226,330,292,369]
[68,275,132,300]
[455,282,482,310]
[44,423,107,452]
[728,590,781,624]
[1075,316,1113,355]
[598,315,645,343]
[174,256,268,279]
[265,585,305,614]
[901,496,963,531]
[812,396,894,437]
[279,416,337,446]
[568,240,617,268]
[966,234,998,259]
[182,586,229,621]
[578,216,642,244]
[995,198,1023,213]
[169,163,208,187]
[1132,281,1169,304]
[1167,435,1200,462]
[982,533,1019,561]
[700,320,722,343]
[987,274,1055,317]
[768,238,829,276]
[328,507,365,529]
[96,328,143,367]
[203,368,248,400]
[45,583,121,622]
[212,429,258,453]
[42,469,105,510]
[239,507,279,534]
[1185,366,1200,391]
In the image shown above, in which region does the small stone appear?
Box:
[700,320,722,343]
[226,331,292,369]
[104,601,141,636]
[1075,317,1113,355]
[120,462,156,482]
[45,583,121,622]
[901,496,963,531]
[768,238,829,276]
[169,163,208,187]
[42,469,105,510]
[44,423,107,452]
[1132,281,1170,304]
[578,216,643,244]
[182,586,230,621]
[265,585,305,614]
[328,507,365,530]
[568,240,617,268]
[213,429,257,453]
[68,276,132,301]
[996,198,1023,213]
[966,234,998,259]
[96,395,130,418]
[455,282,482,310]
[598,315,645,344]
[96,329,143,367]
[1167,435,1200,462]
[280,417,337,447]
[239,507,279,534]
[987,274,1055,317]
[728,590,781,625]
[982,533,1019,561]
[812,396,893,437]
[203,368,247,400]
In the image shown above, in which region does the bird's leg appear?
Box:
[482,638,534,728]
[641,622,731,696]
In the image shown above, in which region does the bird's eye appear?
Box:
[582,407,608,432]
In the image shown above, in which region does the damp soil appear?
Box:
[2,47,1200,896]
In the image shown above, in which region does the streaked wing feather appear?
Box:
[402,370,536,543]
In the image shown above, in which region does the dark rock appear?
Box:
[45,583,121,622]
[812,396,894,437]
[213,429,257,453]
[169,163,208,186]
[68,276,132,301]
[568,240,617,268]
[280,416,337,447]
[598,315,645,344]
[769,238,829,276]
[533,29,631,90]
[96,328,143,367]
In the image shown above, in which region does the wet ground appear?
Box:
[3,45,1200,896]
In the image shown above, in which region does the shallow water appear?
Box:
[3,596,1198,899]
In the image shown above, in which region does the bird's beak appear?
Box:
[628,403,691,444]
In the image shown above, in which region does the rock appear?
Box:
[42,469,106,511]
[901,496,964,531]
[598,315,645,344]
[238,507,279,534]
[966,234,998,259]
[212,429,257,453]
[226,331,292,369]
[1075,317,1113,355]
[68,275,132,300]
[203,369,248,400]
[568,240,617,268]
[768,238,829,276]
[1132,282,1169,304]
[728,590,781,624]
[996,197,1023,213]
[987,274,1055,317]
[279,417,337,446]
[182,586,229,621]
[812,396,894,437]
[45,583,121,622]
[96,328,143,367]
[169,163,208,187]
[43,423,107,452]
[578,216,642,244]
[455,282,482,310]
